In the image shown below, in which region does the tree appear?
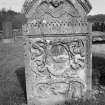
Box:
[0,8,27,30]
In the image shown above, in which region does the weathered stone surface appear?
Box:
[2,21,12,38]
[22,0,92,105]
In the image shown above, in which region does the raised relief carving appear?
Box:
[23,0,92,104]
[23,0,89,35]
[29,37,87,100]
[49,0,64,8]
[23,13,88,34]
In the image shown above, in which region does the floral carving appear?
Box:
[29,37,87,99]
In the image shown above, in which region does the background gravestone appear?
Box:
[2,21,12,38]
[22,0,92,105]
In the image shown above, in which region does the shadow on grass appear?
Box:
[15,67,27,102]
[92,55,105,86]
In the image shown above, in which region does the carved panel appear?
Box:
[34,0,79,18]
[25,35,91,104]
[23,14,89,35]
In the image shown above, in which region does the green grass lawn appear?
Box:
[0,39,105,105]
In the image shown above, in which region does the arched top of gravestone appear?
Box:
[23,0,92,18]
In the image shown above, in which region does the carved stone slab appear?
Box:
[22,0,92,105]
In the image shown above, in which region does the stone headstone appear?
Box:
[2,21,12,39]
[22,0,92,105]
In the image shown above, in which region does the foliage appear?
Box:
[0,8,27,30]
[88,14,105,23]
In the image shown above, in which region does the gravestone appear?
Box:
[22,0,92,105]
[2,21,12,39]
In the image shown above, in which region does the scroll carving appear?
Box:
[28,37,87,100]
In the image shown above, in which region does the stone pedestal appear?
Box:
[22,0,92,105]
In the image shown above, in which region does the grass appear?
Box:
[0,39,105,105]
[0,38,26,105]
